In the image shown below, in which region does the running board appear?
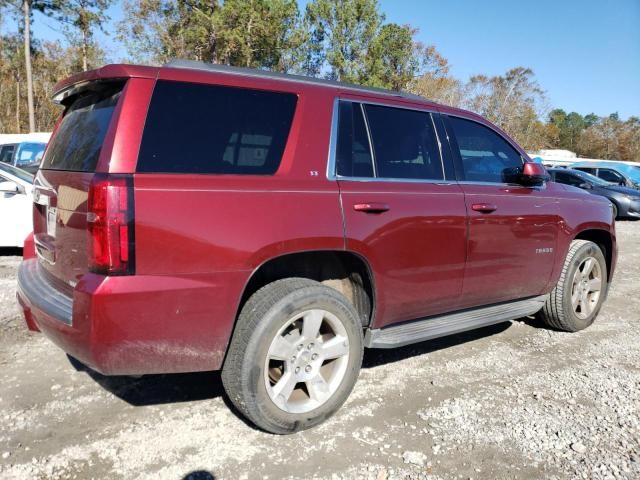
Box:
[365,295,547,349]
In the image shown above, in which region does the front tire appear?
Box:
[538,240,607,332]
[222,278,364,434]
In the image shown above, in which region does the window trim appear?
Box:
[442,113,528,187]
[327,98,452,184]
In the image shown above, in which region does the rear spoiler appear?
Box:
[52,64,159,104]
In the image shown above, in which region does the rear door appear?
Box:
[443,114,560,308]
[32,81,125,289]
[335,100,467,327]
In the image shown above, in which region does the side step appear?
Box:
[365,295,547,349]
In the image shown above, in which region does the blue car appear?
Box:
[570,161,640,190]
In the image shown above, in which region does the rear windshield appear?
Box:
[41,82,123,171]
[136,81,297,175]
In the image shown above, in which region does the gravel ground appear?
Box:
[1,223,639,480]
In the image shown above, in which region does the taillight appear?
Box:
[87,174,135,275]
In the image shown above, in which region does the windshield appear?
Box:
[0,162,34,183]
[615,164,640,183]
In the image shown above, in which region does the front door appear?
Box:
[443,114,560,308]
[334,100,467,328]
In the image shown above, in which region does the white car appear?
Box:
[0,163,33,248]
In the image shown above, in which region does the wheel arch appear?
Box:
[573,229,614,282]
[236,250,377,329]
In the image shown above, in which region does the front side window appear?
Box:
[137,81,297,174]
[447,116,523,183]
[598,169,624,183]
[364,105,443,181]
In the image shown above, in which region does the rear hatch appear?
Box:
[33,81,125,291]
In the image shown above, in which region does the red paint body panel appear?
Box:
[459,182,561,307]
[338,181,467,327]
[17,63,618,375]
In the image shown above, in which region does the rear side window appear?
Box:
[137,81,297,174]
[42,82,123,171]
[0,145,15,164]
[364,105,443,181]
[447,116,523,183]
[336,102,374,177]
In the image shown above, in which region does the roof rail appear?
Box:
[163,59,429,103]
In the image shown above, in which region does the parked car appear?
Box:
[0,163,33,248]
[0,141,46,174]
[548,168,640,219]
[571,161,640,190]
[17,62,617,434]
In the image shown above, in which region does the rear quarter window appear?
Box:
[136,81,298,175]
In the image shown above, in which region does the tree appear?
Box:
[304,0,383,83]
[118,0,304,71]
[365,23,416,90]
[53,0,112,71]
[214,0,304,71]
[1,0,60,132]
[460,67,549,149]
[408,45,463,105]
[0,34,70,132]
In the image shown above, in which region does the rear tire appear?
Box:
[538,240,607,332]
[222,278,363,434]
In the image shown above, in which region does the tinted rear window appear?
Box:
[136,81,298,174]
[42,82,123,171]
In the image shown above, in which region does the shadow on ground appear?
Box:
[67,354,226,406]
[70,319,530,410]
[0,247,22,256]
[182,470,216,480]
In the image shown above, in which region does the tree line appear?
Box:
[0,0,638,161]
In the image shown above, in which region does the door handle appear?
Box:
[353,202,390,213]
[471,203,497,213]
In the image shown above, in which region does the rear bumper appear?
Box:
[17,259,247,375]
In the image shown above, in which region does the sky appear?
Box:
[14,0,640,119]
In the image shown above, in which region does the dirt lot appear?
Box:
[1,223,639,480]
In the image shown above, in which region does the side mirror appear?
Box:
[519,162,550,187]
[579,182,592,190]
[0,181,19,194]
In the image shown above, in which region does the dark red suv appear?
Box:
[17,61,617,434]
